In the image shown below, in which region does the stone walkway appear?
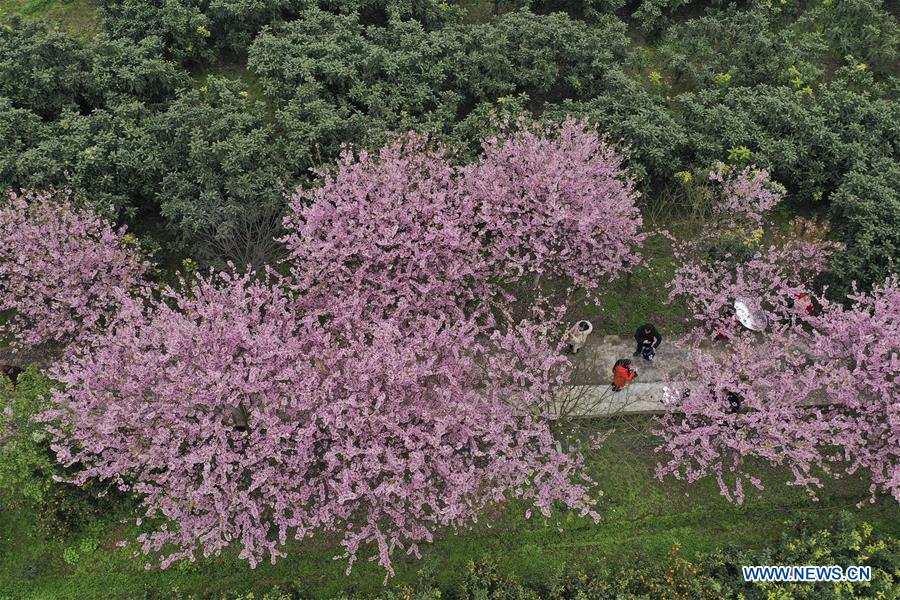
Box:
[555,333,828,418]
[555,334,692,417]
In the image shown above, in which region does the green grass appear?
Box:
[585,232,690,336]
[0,0,99,40]
[458,0,495,24]
[3,418,897,599]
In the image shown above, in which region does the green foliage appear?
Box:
[248,8,628,127]
[798,0,899,73]
[531,0,625,23]
[457,559,541,599]
[0,370,124,539]
[61,535,100,566]
[0,20,184,222]
[87,35,190,106]
[151,77,294,267]
[0,100,164,220]
[700,511,900,598]
[1,0,897,283]
[543,69,687,183]
[0,369,58,503]
[370,515,900,597]
[657,6,826,90]
[0,18,92,119]
[677,70,898,204]
[633,0,696,35]
[828,156,900,296]
[97,0,217,62]
[96,0,464,60]
[726,145,751,163]
[0,20,185,117]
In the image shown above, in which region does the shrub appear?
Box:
[798,0,899,73]
[657,6,826,89]
[700,511,900,598]
[828,157,900,295]
[0,19,92,119]
[150,77,295,267]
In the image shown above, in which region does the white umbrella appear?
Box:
[734,295,768,331]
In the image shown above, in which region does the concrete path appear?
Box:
[555,334,829,418]
[555,334,690,417]
[566,335,692,386]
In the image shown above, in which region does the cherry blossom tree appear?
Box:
[708,162,783,228]
[666,166,838,339]
[41,269,599,578]
[29,121,643,578]
[655,328,833,504]
[0,189,148,353]
[808,276,900,502]
[656,279,899,505]
[657,165,897,506]
[667,219,837,339]
[282,133,491,328]
[282,120,644,329]
[464,119,644,292]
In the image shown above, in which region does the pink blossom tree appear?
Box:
[657,165,897,505]
[282,120,644,329]
[656,279,899,505]
[33,121,641,578]
[0,189,148,353]
[707,162,783,227]
[666,166,837,339]
[655,328,833,504]
[667,220,837,339]
[42,269,599,578]
[464,119,644,292]
[807,276,900,502]
[281,133,491,328]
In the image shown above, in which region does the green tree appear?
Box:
[0,19,92,119]
[829,157,900,296]
[151,77,295,267]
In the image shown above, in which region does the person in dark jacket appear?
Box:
[725,390,744,414]
[0,364,23,390]
[633,323,662,361]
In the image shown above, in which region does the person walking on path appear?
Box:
[633,323,662,361]
[611,358,638,392]
[562,320,593,354]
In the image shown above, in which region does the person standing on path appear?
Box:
[562,320,593,354]
[611,358,638,391]
[633,323,662,361]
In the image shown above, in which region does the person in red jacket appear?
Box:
[611,358,637,392]
[792,292,814,316]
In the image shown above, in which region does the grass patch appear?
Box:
[585,232,689,336]
[458,0,495,24]
[2,418,897,599]
[0,0,99,40]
